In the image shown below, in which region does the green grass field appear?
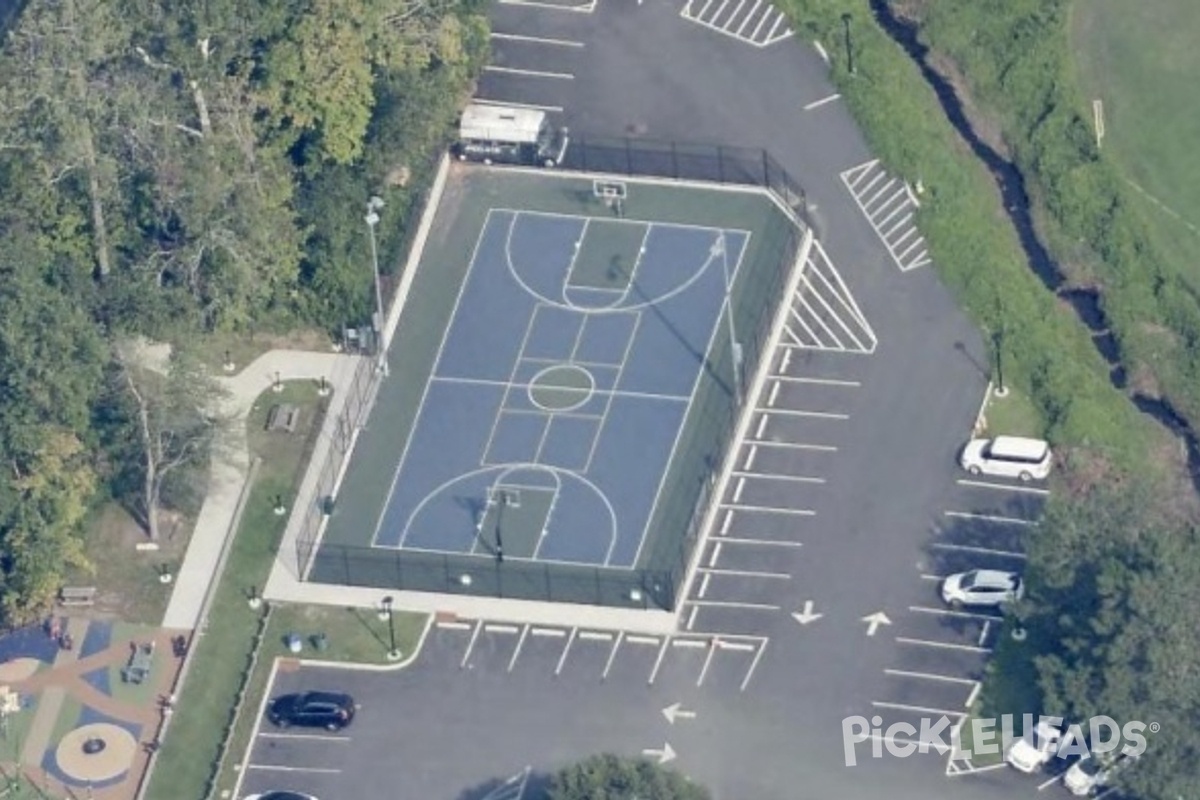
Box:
[1071,0,1200,292]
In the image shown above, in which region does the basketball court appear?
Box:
[311,167,801,608]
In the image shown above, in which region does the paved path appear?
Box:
[162,349,364,630]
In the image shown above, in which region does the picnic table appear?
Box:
[122,642,155,684]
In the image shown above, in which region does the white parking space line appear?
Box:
[730,470,826,484]
[673,638,709,649]
[944,510,1036,526]
[803,93,840,110]
[626,635,660,646]
[1037,774,1063,791]
[483,65,574,80]
[896,636,991,654]
[531,626,566,637]
[745,439,838,452]
[908,606,1003,622]
[858,732,950,754]
[978,620,990,647]
[714,536,804,547]
[499,0,596,12]
[721,507,734,534]
[757,407,850,419]
[485,623,520,634]
[930,542,1026,559]
[698,572,712,598]
[733,476,746,502]
[767,381,780,406]
[436,620,472,631]
[460,619,483,668]
[696,566,791,579]
[555,628,577,675]
[489,32,584,47]
[885,669,978,685]
[708,540,723,567]
[965,682,982,708]
[873,701,967,718]
[246,765,343,774]
[769,374,861,388]
[602,631,624,678]
[579,630,613,642]
[681,0,792,47]
[508,625,530,671]
[743,444,758,469]
[473,97,563,113]
[721,502,816,516]
[697,641,718,686]
[686,605,699,630]
[648,636,671,684]
[755,415,768,438]
[685,599,782,611]
[955,478,1051,496]
[920,574,943,582]
[257,732,351,742]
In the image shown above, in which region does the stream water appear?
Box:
[867,0,1200,490]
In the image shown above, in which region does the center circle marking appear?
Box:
[528,364,595,412]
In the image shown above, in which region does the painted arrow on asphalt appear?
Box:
[642,742,677,764]
[662,703,697,725]
[791,600,823,625]
[861,611,892,636]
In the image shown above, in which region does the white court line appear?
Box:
[896,636,991,654]
[955,479,1050,496]
[744,439,837,452]
[531,627,566,638]
[461,619,483,668]
[489,31,584,47]
[713,536,803,547]
[555,628,577,675]
[685,599,781,611]
[803,93,841,110]
[756,407,849,420]
[873,701,966,718]
[730,470,825,484]
[696,567,790,579]
[944,510,1035,526]
[602,631,624,679]
[508,625,530,672]
[721,502,816,516]
[768,374,861,387]
[245,765,342,774]
[257,733,351,742]
[908,606,1003,622]
[885,669,978,685]
[648,636,671,684]
[483,65,574,80]
[930,542,1026,559]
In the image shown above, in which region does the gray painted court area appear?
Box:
[240,1,1078,799]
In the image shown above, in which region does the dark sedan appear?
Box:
[266,691,356,731]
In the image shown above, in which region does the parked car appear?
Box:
[941,569,1024,608]
[245,792,319,800]
[1006,720,1064,773]
[1064,750,1134,796]
[960,435,1052,482]
[266,691,356,731]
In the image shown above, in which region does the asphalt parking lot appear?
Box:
[237,0,1089,797]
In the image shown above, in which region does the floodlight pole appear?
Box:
[381,595,399,660]
[720,238,743,405]
[366,197,388,377]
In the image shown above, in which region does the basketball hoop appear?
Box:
[592,179,628,217]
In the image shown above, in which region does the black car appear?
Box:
[266,691,356,731]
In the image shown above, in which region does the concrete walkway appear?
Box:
[161,349,365,631]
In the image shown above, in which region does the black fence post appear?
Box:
[395,549,403,589]
[443,553,452,592]
[670,141,679,179]
[544,562,552,602]
[762,150,770,187]
[717,146,726,183]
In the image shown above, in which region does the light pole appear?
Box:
[717,235,743,404]
[365,196,388,376]
[842,13,855,75]
[379,595,400,661]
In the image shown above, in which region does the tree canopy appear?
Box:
[547,754,712,800]
[0,0,487,625]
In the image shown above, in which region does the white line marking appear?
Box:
[930,542,1026,559]
[484,624,520,634]
[696,567,790,579]
[245,765,342,774]
[626,635,660,646]
[732,476,746,503]
[979,620,990,647]
[685,600,781,611]
[755,414,768,438]
[955,479,1050,496]
[436,621,471,631]
[944,511,1035,526]
[1037,775,1062,791]
[873,701,966,718]
[708,540,723,567]
[803,93,841,110]
[757,407,849,420]
[767,381,780,407]
[673,638,709,650]
[743,445,758,470]
[884,669,978,685]
[720,502,816,516]
[508,625,529,672]
[602,631,624,679]
[648,636,671,684]
[579,630,613,642]
[908,606,1003,622]
[741,641,766,691]
[769,374,860,387]
[686,605,699,631]
[460,619,483,668]
[779,349,791,372]
[489,31,584,47]
[473,97,565,113]
[697,641,718,686]
[483,65,574,80]
[555,628,577,675]
[720,508,734,535]
[730,470,825,484]
[531,627,566,638]
[710,536,803,547]
[896,637,991,654]
[859,732,951,755]
[965,682,982,708]
[920,574,943,582]
[257,733,351,742]
[716,639,756,652]
[744,439,837,452]
[698,572,711,598]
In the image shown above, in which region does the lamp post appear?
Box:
[717,235,743,405]
[379,596,400,661]
[365,197,388,377]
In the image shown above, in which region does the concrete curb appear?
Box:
[973,380,994,436]
[297,613,434,672]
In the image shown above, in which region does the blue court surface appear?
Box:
[373,209,749,568]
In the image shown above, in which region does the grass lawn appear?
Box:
[0,698,38,764]
[144,381,329,800]
[193,329,333,375]
[959,618,1045,766]
[210,605,427,797]
[982,385,1044,440]
[1071,0,1200,292]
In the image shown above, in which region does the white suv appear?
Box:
[960,435,1052,482]
[941,569,1024,609]
[1006,720,1064,773]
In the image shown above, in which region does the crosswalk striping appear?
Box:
[841,159,931,272]
[681,0,793,47]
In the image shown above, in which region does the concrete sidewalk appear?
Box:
[162,349,364,631]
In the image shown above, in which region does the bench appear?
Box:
[58,587,97,607]
[122,642,155,685]
[265,403,300,433]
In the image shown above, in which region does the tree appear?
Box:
[113,343,229,540]
[547,755,711,800]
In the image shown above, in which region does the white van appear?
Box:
[959,435,1052,482]
[454,103,569,167]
